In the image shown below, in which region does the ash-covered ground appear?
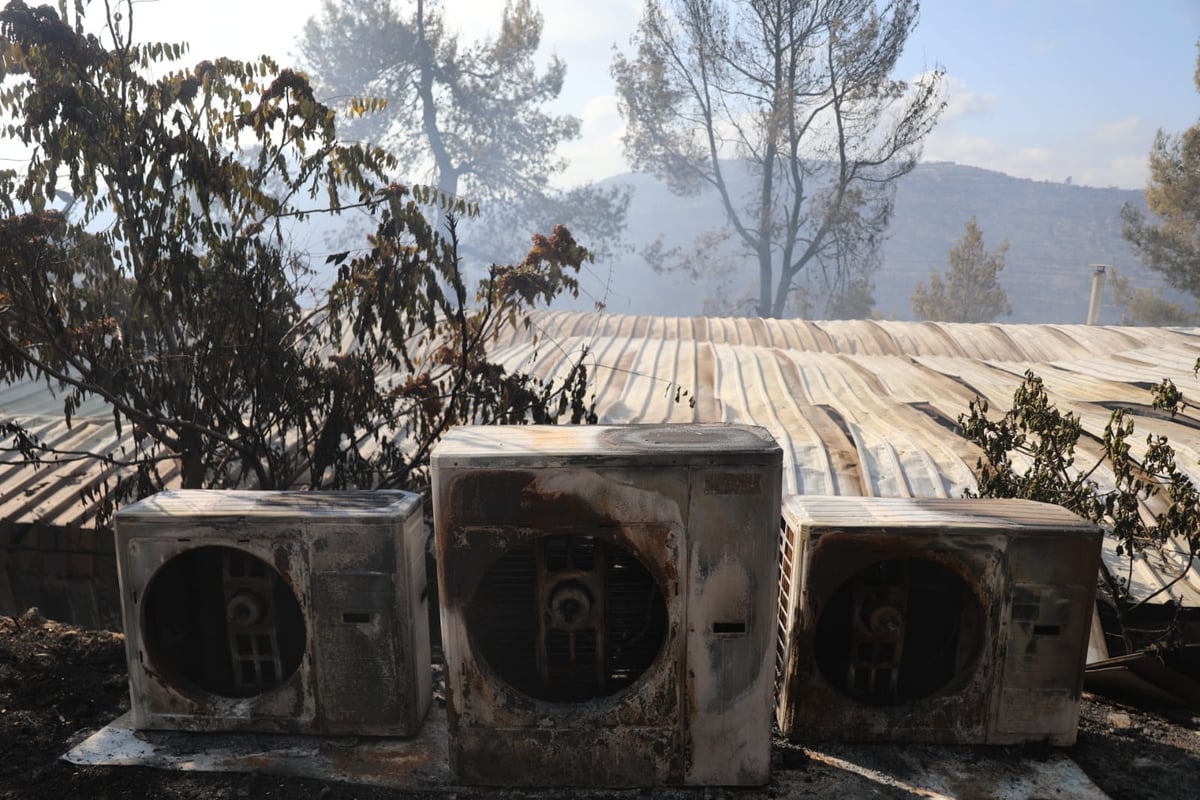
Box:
[2,609,1198,800]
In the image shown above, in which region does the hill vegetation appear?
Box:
[884,163,1160,323]
[578,162,1168,324]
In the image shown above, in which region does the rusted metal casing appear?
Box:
[432,424,782,787]
[776,496,1103,745]
[114,490,431,736]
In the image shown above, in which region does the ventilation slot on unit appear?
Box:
[467,534,668,702]
[814,558,983,706]
[141,546,306,699]
[776,519,796,688]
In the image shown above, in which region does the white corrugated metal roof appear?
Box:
[4,311,1199,606]
[493,312,1200,607]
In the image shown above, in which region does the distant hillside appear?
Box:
[568,162,1167,324]
[881,163,1156,323]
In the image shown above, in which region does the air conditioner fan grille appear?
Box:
[467,534,668,703]
[141,546,306,699]
[814,556,983,706]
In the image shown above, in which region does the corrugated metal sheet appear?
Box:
[4,311,1199,606]
[0,370,184,532]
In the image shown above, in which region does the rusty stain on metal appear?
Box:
[432,423,782,787]
[776,495,1103,746]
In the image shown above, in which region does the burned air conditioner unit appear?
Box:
[776,496,1103,746]
[432,424,782,787]
[114,490,430,735]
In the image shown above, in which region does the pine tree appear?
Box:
[613,0,944,318]
[911,217,1011,323]
[1121,41,1200,304]
[298,0,627,262]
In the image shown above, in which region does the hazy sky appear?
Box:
[109,0,1200,190]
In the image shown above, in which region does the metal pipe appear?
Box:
[1087,265,1108,325]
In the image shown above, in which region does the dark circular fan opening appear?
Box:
[141,546,306,699]
[814,557,983,706]
[467,534,669,703]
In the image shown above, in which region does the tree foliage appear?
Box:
[1109,269,1200,326]
[1121,40,1200,304]
[960,368,1200,651]
[613,0,944,318]
[910,216,1011,323]
[0,0,595,522]
[298,0,628,262]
